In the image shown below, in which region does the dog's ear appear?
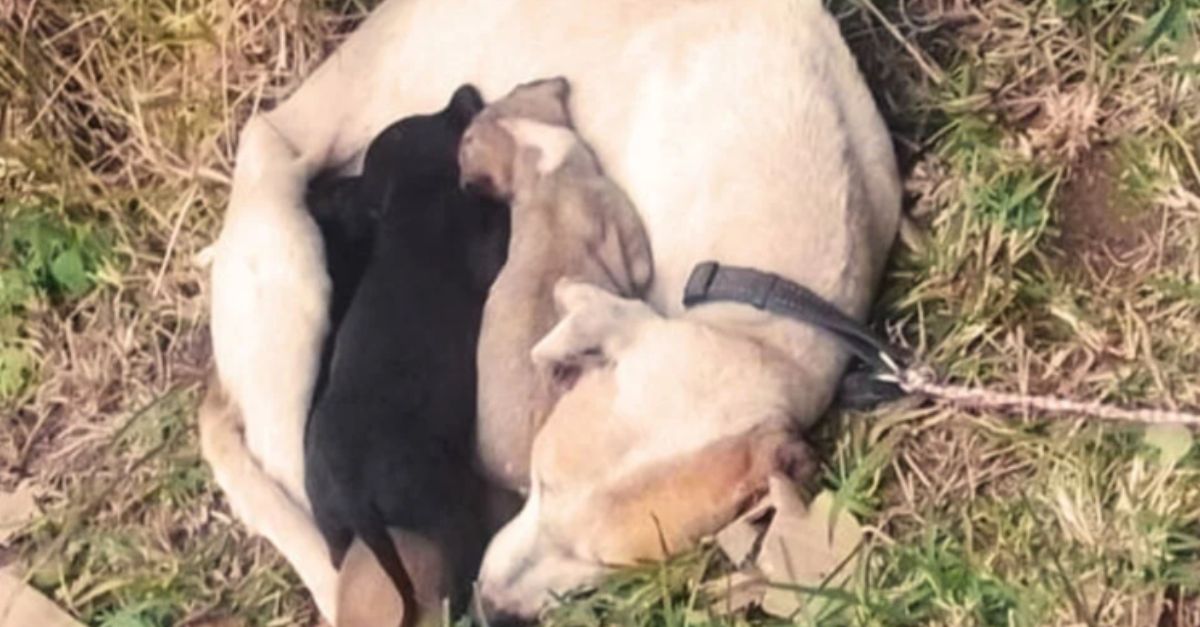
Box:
[518,76,569,104]
[540,76,570,102]
[506,77,572,126]
[459,115,518,201]
[447,84,486,126]
[530,280,656,380]
[586,187,654,297]
[336,537,406,627]
[591,426,792,563]
[336,531,448,627]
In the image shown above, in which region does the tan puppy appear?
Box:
[459,77,653,492]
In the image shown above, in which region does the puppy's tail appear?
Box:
[357,506,417,627]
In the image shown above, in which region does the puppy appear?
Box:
[303,84,509,625]
[477,279,819,619]
[459,77,653,491]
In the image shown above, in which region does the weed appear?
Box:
[0,202,114,400]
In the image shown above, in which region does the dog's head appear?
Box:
[458,77,573,201]
[475,280,815,621]
[360,83,485,201]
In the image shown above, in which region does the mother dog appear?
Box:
[201,0,900,621]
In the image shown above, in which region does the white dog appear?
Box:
[201,0,899,621]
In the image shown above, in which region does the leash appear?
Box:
[682,261,1200,426]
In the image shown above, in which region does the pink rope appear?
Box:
[875,357,1200,426]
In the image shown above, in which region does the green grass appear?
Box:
[2,0,1200,625]
[0,203,116,401]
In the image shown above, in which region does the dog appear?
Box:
[303,172,375,406]
[204,0,900,621]
[303,84,510,625]
[476,280,823,620]
[458,76,653,492]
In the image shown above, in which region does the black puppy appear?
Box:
[303,84,510,622]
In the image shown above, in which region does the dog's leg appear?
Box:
[198,381,340,620]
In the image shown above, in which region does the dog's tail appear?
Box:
[197,373,340,620]
[357,505,417,627]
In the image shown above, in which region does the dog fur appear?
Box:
[197,374,341,619]
[204,0,900,620]
[303,85,508,624]
[476,280,819,619]
[459,77,653,492]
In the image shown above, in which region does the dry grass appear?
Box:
[1,1,366,624]
[1,0,1199,625]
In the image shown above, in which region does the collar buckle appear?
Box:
[682,261,720,307]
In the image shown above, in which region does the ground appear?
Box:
[1,1,1198,625]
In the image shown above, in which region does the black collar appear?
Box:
[682,261,905,371]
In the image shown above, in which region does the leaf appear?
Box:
[0,269,34,313]
[0,567,85,627]
[699,571,767,616]
[49,249,91,297]
[1144,424,1194,467]
[0,345,34,400]
[757,480,864,622]
[715,497,772,567]
[0,484,39,544]
[1142,0,1186,52]
[96,599,176,627]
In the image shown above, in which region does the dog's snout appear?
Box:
[462,176,494,198]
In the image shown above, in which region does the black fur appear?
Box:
[303,84,510,617]
[307,173,376,405]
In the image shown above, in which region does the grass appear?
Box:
[2,0,1199,625]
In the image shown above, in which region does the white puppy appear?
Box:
[476,280,815,618]
[204,0,899,620]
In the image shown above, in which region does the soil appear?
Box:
[1054,147,1157,276]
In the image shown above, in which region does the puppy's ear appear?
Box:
[336,531,449,627]
[541,76,570,101]
[447,84,486,125]
[530,280,655,374]
[594,427,789,562]
[587,187,654,297]
[335,537,406,627]
[507,77,572,126]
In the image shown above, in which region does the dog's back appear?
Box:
[304,85,509,621]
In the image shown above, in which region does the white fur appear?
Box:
[197,387,340,619]
[498,118,578,174]
[205,0,900,620]
[209,116,329,510]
